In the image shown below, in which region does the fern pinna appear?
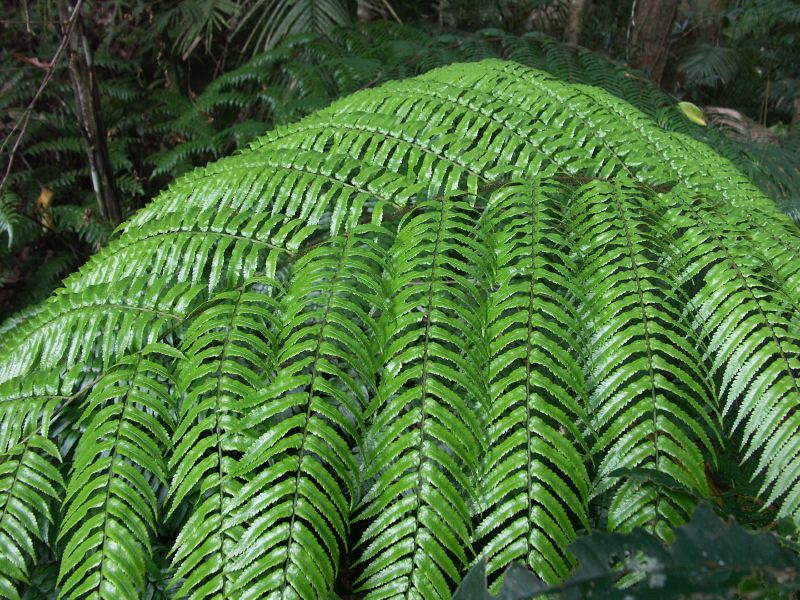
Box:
[0,59,798,599]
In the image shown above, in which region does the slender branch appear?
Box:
[22,0,32,33]
[626,0,638,61]
[381,0,403,24]
[0,0,84,200]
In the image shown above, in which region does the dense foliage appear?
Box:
[3,13,800,317]
[0,59,798,598]
[456,504,800,598]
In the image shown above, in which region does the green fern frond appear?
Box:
[167,283,278,598]
[231,228,387,597]
[569,179,720,539]
[0,278,198,381]
[473,179,591,585]
[0,374,63,451]
[57,345,178,599]
[355,195,485,597]
[661,186,800,519]
[0,368,78,597]
[0,434,63,599]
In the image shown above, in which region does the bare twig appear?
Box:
[0,0,84,200]
[381,0,403,24]
[22,0,32,33]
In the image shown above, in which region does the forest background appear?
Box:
[1,0,798,321]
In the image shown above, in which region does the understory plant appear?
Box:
[0,59,799,599]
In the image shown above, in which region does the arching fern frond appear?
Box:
[0,371,69,452]
[231,226,387,597]
[569,179,719,539]
[0,435,63,599]
[0,279,198,382]
[57,345,179,599]
[355,194,485,598]
[167,283,278,599]
[0,368,87,597]
[661,187,800,519]
[473,179,591,586]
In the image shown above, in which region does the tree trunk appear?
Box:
[628,0,678,86]
[357,0,374,21]
[58,0,122,226]
[356,0,402,23]
[564,0,590,45]
[696,0,728,45]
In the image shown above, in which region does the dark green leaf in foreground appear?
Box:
[455,504,800,599]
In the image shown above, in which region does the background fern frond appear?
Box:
[237,0,351,55]
[0,193,21,248]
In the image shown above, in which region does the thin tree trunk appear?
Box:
[58,0,122,226]
[565,0,590,45]
[628,0,678,86]
[357,0,373,21]
[792,96,800,126]
[357,0,402,23]
[696,0,728,45]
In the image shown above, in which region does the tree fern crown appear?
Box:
[0,59,798,599]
